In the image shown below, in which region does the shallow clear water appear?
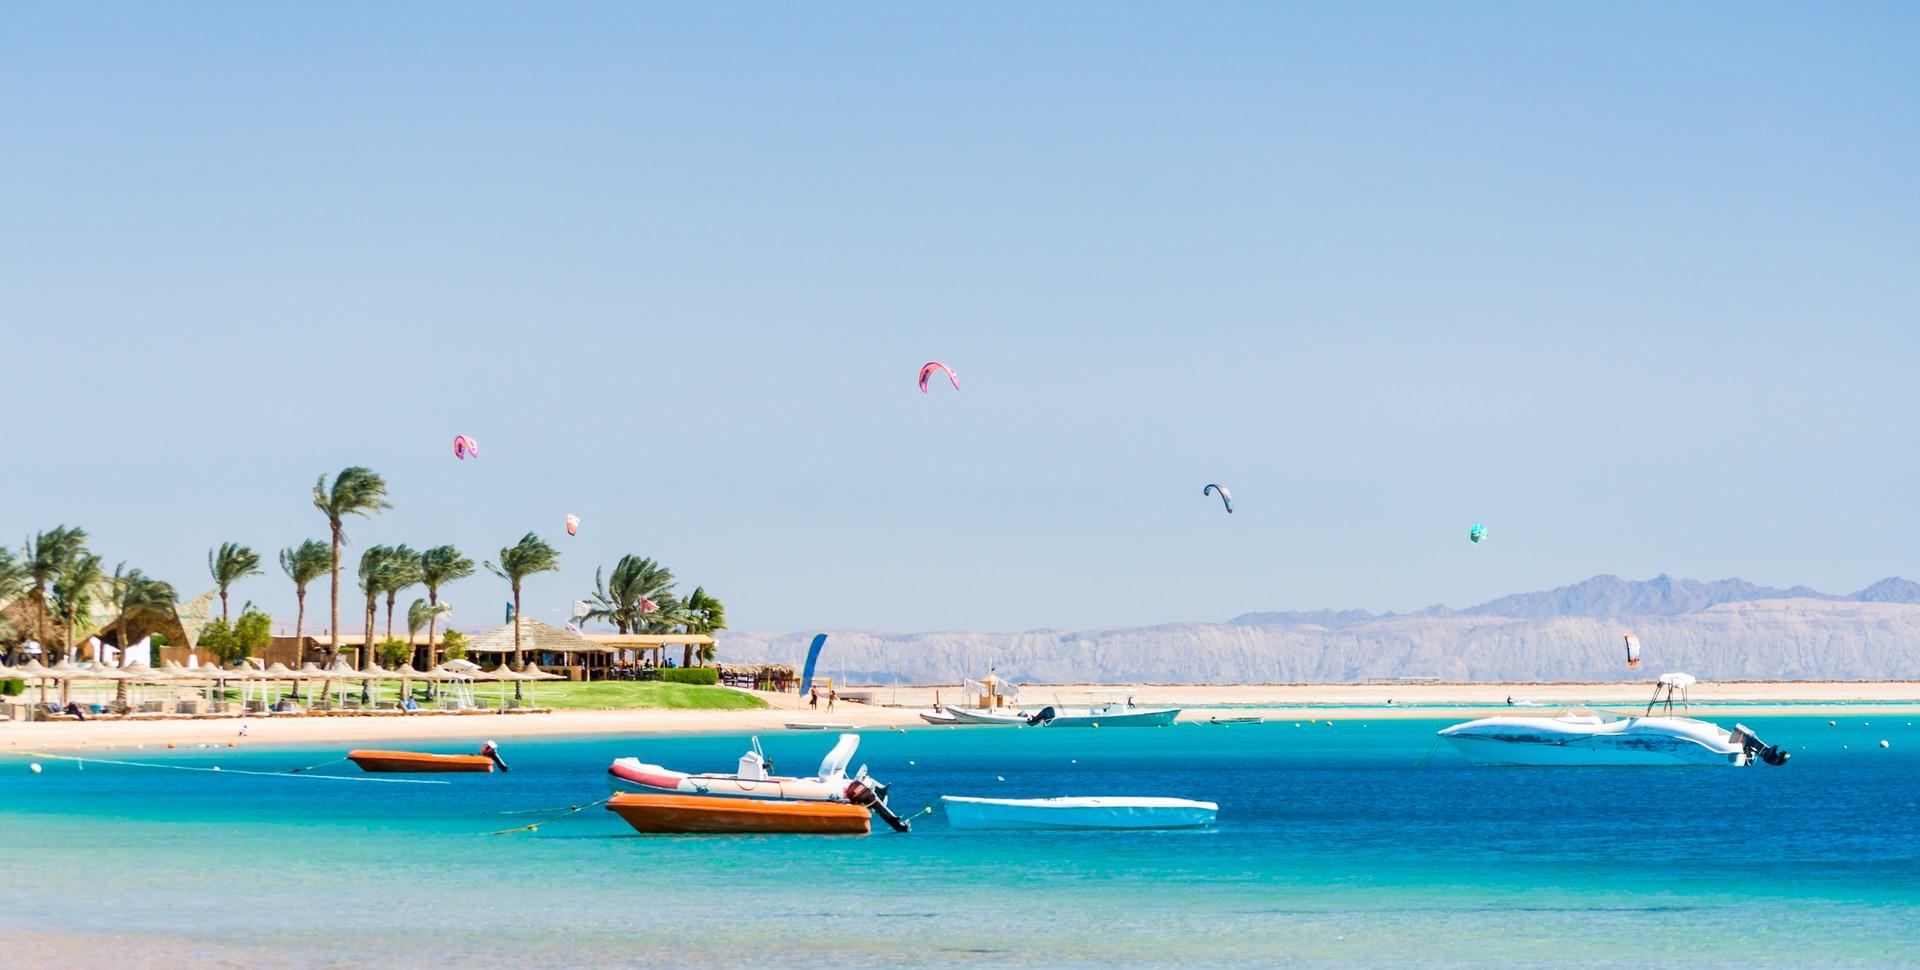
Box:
[2,716,1915,968]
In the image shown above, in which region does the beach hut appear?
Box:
[465,619,607,681]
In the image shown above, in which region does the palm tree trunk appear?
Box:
[114,614,130,710]
[292,587,307,700]
[425,588,439,698]
[362,597,375,703]
[328,525,342,665]
[511,583,524,701]
[384,592,397,643]
[220,589,229,624]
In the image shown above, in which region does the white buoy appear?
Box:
[29,763,42,774]
[996,775,1005,782]
[908,760,916,766]
[1881,740,1891,749]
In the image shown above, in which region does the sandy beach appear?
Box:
[6,680,1918,754]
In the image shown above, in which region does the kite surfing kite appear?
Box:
[1468,523,1486,544]
[1203,484,1233,513]
[1623,633,1641,668]
[453,435,478,460]
[565,514,580,537]
[918,361,960,393]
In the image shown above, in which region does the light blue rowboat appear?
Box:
[942,796,1218,830]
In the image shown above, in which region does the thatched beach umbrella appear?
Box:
[7,659,53,703]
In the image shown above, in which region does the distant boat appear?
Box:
[607,793,875,834]
[785,722,859,731]
[943,796,1218,830]
[944,706,1042,726]
[1039,691,1181,728]
[918,671,1029,725]
[1438,674,1790,767]
[1208,715,1263,725]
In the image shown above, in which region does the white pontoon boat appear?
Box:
[1437,674,1790,767]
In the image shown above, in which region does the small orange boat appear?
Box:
[348,742,507,774]
[606,793,872,834]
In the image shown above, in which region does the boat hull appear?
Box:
[918,711,960,725]
[606,793,871,834]
[1438,715,1749,767]
[944,708,1033,726]
[943,796,1217,830]
[347,750,494,773]
[1045,708,1180,728]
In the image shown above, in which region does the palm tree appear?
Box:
[417,545,475,668]
[313,468,392,664]
[279,540,330,666]
[407,598,451,652]
[49,553,105,662]
[208,542,263,624]
[104,566,177,707]
[683,586,728,667]
[380,545,421,644]
[356,545,400,672]
[584,555,675,634]
[22,525,88,651]
[0,548,29,664]
[485,533,560,698]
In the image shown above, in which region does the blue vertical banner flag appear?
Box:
[799,634,827,695]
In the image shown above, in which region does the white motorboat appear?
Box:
[942,796,1218,830]
[944,706,1046,726]
[1035,690,1181,728]
[1438,674,1790,767]
[607,734,912,830]
[919,672,1036,725]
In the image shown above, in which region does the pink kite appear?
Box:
[453,435,478,460]
[918,361,960,394]
[565,513,580,536]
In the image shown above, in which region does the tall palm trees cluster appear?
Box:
[583,554,729,668]
[5,466,729,678]
[0,525,178,666]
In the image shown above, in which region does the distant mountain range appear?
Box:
[720,575,1920,685]
[1230,574,1920,626]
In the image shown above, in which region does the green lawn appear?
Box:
[524,681,770,711]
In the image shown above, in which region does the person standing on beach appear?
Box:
[809,687,819,709]
[827,686,837,711]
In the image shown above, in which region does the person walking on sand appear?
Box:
[827,686,837,712]
[809,687,819,710]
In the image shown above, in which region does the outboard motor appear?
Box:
[845,777,911,832]
[480,740,510,772]
[1026,706,1056,726]
[1732,724,1789,767]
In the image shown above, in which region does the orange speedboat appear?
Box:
[348,741,508,774]
[606,793,873,834]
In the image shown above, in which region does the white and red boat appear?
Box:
[607,734,911,831]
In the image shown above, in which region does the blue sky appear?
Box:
[3,3,1916,634]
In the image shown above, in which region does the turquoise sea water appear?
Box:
[2,716,1916,968]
